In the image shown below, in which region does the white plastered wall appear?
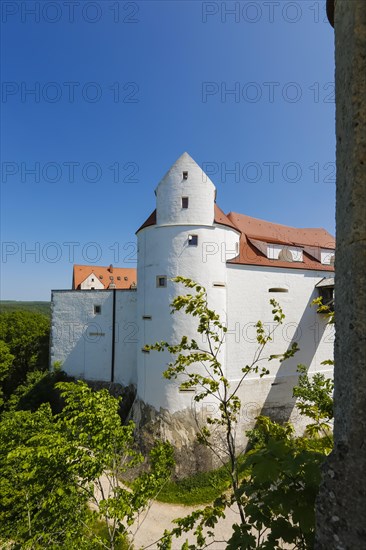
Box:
[50,290,137,385]
[224,264,334,435]
[136,223,240,412]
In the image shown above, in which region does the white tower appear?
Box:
[136,152,240,415]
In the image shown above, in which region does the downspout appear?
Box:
[111,288,116,382]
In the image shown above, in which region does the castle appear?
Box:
[50,153,334,470]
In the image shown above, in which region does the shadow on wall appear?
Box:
[52,320,113,382]
[259,288,332,425]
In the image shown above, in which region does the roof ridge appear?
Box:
[227,211,330,233]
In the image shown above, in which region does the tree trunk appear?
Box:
[315,1,366,548]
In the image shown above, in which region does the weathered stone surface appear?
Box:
[315,1,366,547]
[130,399,222,478]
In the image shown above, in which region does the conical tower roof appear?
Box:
[155,152,216,193]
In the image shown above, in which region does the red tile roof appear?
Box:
[135,207,335,272]
[227,213,335,248]
[214,204,240,230]
[73,265,137,290]
[136,204,240,233]
[136,209,157,233]
[227,212,335,271]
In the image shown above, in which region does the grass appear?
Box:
[155,455,250,506]
[156,466,231,505]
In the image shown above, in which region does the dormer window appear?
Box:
[248,238,302,262]
[278,248,294,262]
[182,197,189,209]
[183,171,188,180]
[320,251,335,265]
[188,235,198,246]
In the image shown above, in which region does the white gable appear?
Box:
[80,272,104,290]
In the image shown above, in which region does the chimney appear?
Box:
[109,264,113,273]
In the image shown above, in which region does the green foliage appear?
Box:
[0,301,51,317]
[237,417,324,549]
[155,452,252,506]
[293,364,334,451]
[0,381,174,549]
[0,311,50,404]
[88,515,130,549]
[312,296,334,325]
[0,403,89,549]
[159,418,326,549]
[156,464,232,505]
[151,277,332,549]
[5,368,74,413]
[0,341,14,407]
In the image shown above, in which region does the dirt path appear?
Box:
[95,474,244,549]
[129,499,242,549]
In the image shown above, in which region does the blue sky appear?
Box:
[1,0,335,300]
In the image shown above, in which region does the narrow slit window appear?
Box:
[268,288,289,293]
[182,197,189,209]
[183,171,188,180]
[141,348,150,354]
[143,315,152,320]
[188,234,198,246]
[94,305,101,314]
[213,282,226,288]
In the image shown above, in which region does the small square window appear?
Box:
[94,305,101,314]
[188,235,198,246]
[156,276,167,288]
[183,171,188,180]
[91,277,94,282]
[182,197,189,209]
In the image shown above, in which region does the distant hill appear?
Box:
[0,301,51,317]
